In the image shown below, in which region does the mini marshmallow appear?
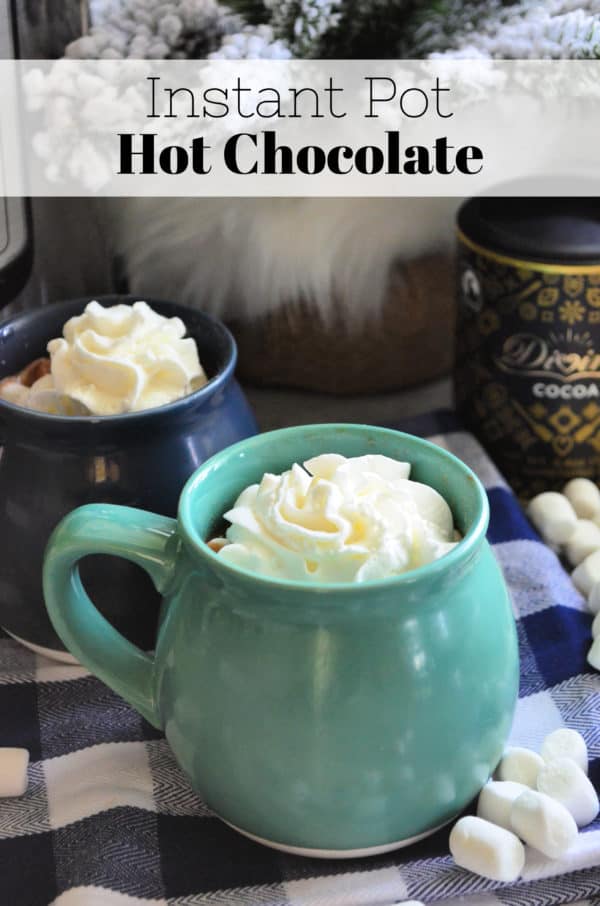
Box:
[587,636,600,672]
[527,493,577,545]
[477,780,529,830]
[537,757,599,827]
[497,746,545,787]
[0,747,29,797]
[592,610,600,638]
[588,582,600,615]
[541,728,588,774]
[563,478,600,520]
[449,816,525,882]
[565,520,600,567]
[572,550,600,597]
[511,788,578,858]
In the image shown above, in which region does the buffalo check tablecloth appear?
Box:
[1,411,600,906]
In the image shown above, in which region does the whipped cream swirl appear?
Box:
[215,453,460,583]
[6,301,207,416]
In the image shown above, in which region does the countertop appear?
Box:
[244,376,453,432]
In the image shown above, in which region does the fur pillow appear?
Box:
[106,197,457,322]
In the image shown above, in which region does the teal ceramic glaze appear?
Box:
[43,424,519,857]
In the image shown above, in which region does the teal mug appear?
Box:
[43,424,519,858]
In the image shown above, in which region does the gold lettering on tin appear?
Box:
[495,333,600,381]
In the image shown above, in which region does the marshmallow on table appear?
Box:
[477,780,529,830]
[588,583,600,615]
[565,520,600,567]
[449,816,525,882]
[563,478,600,520]
[587,636,600,671]
[496,746,545,787]
[583,598,600,667]
[0,748,29,798]
[541,728,588,774]
[572,550,600,598]
[511,789,578,858]
[537,757,599,827]
[527,493,577,546]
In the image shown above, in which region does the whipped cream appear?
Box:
[4,301,207,416]
[214,453,460,583]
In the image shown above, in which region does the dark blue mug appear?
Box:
[0,295,258,659]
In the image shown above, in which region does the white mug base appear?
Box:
[222,816,450,859]
[2,628,79,664]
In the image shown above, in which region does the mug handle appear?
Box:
[43,503,179,729]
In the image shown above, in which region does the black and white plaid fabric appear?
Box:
[1,412,600,906]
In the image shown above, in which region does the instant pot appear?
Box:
[0,2,33,312]
[0,0,110,315]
